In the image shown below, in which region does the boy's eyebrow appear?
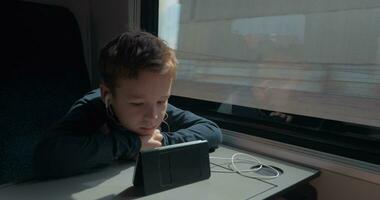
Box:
[126,94,170,99]
[126,94,145,99]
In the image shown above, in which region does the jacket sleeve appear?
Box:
[162,104,223,151]
[33,98,141,179]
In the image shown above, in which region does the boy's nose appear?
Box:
[144,105,159,120]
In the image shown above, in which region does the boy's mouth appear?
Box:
[139,126,157,133]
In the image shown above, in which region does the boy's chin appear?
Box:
[136,132,152,136]
[136,128,155,136]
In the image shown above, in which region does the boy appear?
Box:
[34,31,222,179]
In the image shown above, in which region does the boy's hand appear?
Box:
[139,129,163,150]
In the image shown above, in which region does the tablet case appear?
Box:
[133,140,211,195]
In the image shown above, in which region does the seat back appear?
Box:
[1,2,91,184]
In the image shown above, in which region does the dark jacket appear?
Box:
[34,89,222,179]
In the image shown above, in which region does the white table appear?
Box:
[0,145,319,200]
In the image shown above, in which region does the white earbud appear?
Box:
[105,95,111,109]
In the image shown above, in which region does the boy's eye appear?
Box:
[157,100,167,104]
[130,102,144,106]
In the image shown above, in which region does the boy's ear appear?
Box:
[100,83,111,102]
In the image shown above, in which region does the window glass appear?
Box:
[159,0,380,128]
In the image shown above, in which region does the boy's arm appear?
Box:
[34,99,141,179]
[162,104,223,151]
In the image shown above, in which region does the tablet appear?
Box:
[133,140,211,195]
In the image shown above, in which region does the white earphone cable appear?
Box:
[210,153,280,179]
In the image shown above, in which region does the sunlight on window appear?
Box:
[158,0,180,49]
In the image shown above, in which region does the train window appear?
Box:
[142,0,380,165]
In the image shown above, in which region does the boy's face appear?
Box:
[104,70,173,136]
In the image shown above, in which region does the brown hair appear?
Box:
[98,31,177,93]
